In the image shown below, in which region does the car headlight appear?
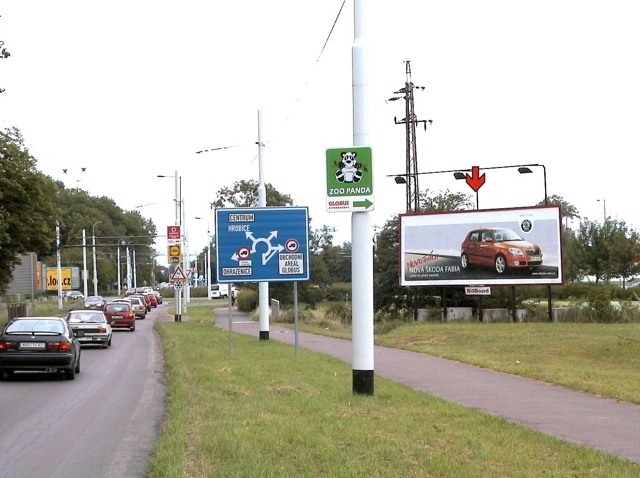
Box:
[508,248,525,256]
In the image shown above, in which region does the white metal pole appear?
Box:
[207,225,212,296]
[82,229,88,298]
[351,0,374,395]
[117,247,121,296]
[133,249,137,289]
[258,110,269,340]
[126,246,132,289]
[92,221,101,296]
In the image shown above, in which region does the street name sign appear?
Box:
[215,207,310,283]
[326,147,374,213]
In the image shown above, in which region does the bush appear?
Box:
[237,289,258,312]
[324,302,352,325]
[325,283,351,302]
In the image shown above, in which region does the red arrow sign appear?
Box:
[465,166,485,192]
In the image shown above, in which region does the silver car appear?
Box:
[66,310,113,349]
[113,297,146,319]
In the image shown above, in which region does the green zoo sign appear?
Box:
[325,147,374,213]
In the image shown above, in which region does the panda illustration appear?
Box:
[335,151,363,183]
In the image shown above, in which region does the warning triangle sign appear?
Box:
[170,265,188,282]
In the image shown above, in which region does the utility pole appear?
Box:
[390,60,431,213]
[389,60,431,322]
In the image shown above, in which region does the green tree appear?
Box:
[0,127,59,293]
[375,189,475,313]
[211,179,293,208]
[536,194,580,226]
[608,222,640,287]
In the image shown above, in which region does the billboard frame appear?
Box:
[399,205,563,287]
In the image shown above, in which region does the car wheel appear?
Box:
[102,340,108,349]
[108,335,112,347]
[75,355,81,373]
[461,253,469,269]
[66,365,76,380]
[130,325,136,332]
[494,254,507,274]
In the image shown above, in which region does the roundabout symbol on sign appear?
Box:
[285,239,299,253]
[237,247,251,260]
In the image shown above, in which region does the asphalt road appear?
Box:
[0,303,167,478]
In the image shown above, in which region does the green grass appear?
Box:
[148,304,640,477]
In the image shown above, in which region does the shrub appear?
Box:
[325,302,352,325]
[237,289,258,312]
[325,283,351,302]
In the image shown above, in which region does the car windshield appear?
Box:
[6,319,64,334]
[492,229,523,242]
[85,296,103,303]
[68,312,105,323]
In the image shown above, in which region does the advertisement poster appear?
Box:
[400,206,563,286]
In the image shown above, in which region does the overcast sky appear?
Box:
[3,1,639,263]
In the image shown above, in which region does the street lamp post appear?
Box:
[92,221,102,296]
[194,217,211,300]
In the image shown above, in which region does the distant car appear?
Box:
[114,297,146,319]
[144,292,158,308]
[131,294,151,312]
[460,228,543,275]
[65,291,85,300]
[125,288,136,295]
[66,310,112,348]
[152,290,163,304]
[83,295,106,310]
[0,316,82,380]
[104,302,136,332]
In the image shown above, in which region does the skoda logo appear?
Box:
[520,219,533,233]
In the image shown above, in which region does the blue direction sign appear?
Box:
[215,207,310,283]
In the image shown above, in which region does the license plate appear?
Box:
[20,342,45,349]
[529,256,541,262]
[78,337,93,341]
[111,316,122,319]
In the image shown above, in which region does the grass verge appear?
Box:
[148,304,640,477]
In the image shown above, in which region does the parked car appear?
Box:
[65,290,85,300]
[66,310,112,348]
[114,297,146,319]
[0,316,82,380]
[460,228,543,275]
[83,295,106,310]
[104,302,136,331]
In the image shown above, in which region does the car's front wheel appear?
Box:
[461,253,469,269]
[494,254,507,274]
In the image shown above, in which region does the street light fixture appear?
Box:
[194,217,211,298]
[92,221,102,296]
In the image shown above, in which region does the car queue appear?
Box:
[0,289,164,380]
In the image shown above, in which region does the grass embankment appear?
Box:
[148,304,640,477]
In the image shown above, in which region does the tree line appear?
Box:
[3,126,640,308]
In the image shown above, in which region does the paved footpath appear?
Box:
[214,307,640,464]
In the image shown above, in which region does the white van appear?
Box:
[210,283,232,299]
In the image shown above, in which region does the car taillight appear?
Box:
[46,342,72,351]
[98,327,106,333]
[0,341,17,351]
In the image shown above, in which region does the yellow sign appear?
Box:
[168,245,181,258]
[46,268,72,291]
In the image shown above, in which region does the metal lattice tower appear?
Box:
[391,61,431,212]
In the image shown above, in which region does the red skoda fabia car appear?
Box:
[460,228,543,275]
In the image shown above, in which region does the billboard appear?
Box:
[400,205,563,286]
